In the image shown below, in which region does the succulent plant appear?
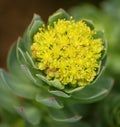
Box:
[0,9,113,126]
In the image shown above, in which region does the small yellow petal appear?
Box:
[31,19,104,87]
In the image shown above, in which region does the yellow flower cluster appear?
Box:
[31,19,104,87]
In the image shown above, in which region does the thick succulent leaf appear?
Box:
[16,38,30,65]
[93,30,107,60]
[65,86,85,94]
[16,14,44,68]
[0,92,17,112]
[82,19,94,30]
[22,14,44,52]
[16,38,37,68]
[0,72,19,111]
[48,89,71,98]
[36,74,64,89]
[36,94,63,109]
[28,20,43,42]
[14,38,38,70]
[52,115,81,123]
[71,75,114,103]
[48,9,70,26]
[0,69,39,99]
[16,39,46,86]
[92,58,107,86]
[49,107,82,123]
[21,65,45,87]
[25,51,37,68]
[17,40,37,68]
[7,43,33,81]
[14,106,41,125]
[21,65,43,86]
[49,79,64,90]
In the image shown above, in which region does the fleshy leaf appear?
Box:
[93,30,107,59]
[7,43,31,81]
[65,86,85,94]
[0,69,39,99]
[16,38,39,69]
[49,79,64,90]
[22,14,44,52]
[71,75,114,103]
[21,65,45,87]
[0,72,19,111]
[36,94,63,109]
[28,20,43,42]
[48,9,70,26]
[52,115,81,123]
[48,89,71,98]
[36,74,64,90]
[49,107,82,123]
[82,19,94,30]
[25,51,37,68]
[16,38,29,65]
[14,106,41,125]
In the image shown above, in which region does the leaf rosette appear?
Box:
[0,9,113,126]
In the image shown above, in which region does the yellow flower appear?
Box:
[31,18,104,87]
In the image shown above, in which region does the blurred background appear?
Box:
[0,0,103,69]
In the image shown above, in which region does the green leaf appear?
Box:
[36,93,63,109]
[21,65,45,87]
[93,30,107,60]
[16,38,29,65]
[82,19,94,30]
[0,69,39,99]
[7,43,32,81]
[25,51,37,68]
[16,38,39,77]
[16,38,39,70]
[48,89,71,98]
[49,79,64,90]
[36,94,63,109]
[52,115,81,123]
[28,20,43,42]
[71,75,114,103]
[14,106,41,125]
[0,70,19,111]
[65,86,85,94]
[36,74,64,90]
[49,107,82,123]
[48,9,70,26]
[22,14,44,52]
